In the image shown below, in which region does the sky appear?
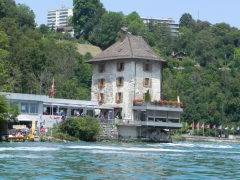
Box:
[15,0,240,29]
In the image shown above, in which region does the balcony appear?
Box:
[133,101,183,112]
[116,119,182,129]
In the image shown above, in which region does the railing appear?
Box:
[133,102,182,108]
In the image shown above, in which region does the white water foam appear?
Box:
[198,144,233,149]
[0,154,45,159]
[67,146,188,152]
[0,147,59,151]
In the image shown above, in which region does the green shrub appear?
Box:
[59,116,102,141]
[172,135,186,141]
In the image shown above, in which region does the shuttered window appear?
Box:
[99,64,105,73]
[116,92,123,103]
[117,62,124,72]
[143,63,152,72]
[98,93,105,103]
[116,77,124,86]
[143,78,152,87]
[98,79,105,88]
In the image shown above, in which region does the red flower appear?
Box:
[163,100,168,104]
[159,100,163,103]
[180,102,183,108]
[99,84,103,88]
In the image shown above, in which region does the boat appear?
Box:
[6,125,35,142]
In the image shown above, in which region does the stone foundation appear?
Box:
[97,124,119,141]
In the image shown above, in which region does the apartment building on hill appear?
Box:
[47,7,73,29]
[141,17,179,36]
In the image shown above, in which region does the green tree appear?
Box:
[0,0,16,19]
[89,11,124,49]
[73,0,106,39]
[125,12,146,36]
[60,116,102,141]
[0,95,8,137]
[179,13,195,28]
[145,89,151,102]
[7,4,35,29]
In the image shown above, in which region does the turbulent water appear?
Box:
[0,141,239,179]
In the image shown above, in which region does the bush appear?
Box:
[59,116,102,141]
[172,135,186,141]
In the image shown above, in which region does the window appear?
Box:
[143,62,152,72]
[99,64,105,73]
[116,92,123,103]
[98,93,104,103]
[116,77,124,86]
[20,102,29,113]
[30,103,38,114]
[98,79,105,88]
[117,62,124,72]
[143,78,152,87]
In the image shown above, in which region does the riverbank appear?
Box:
[180,134,240,143]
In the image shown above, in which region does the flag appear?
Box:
[185,123,188,128]
[207,125,210,129]
[237,127,239,131]
[212,125,216,129]
[218,125,222,130]
[51,78,54,98]
[189,123,192,128]
[225,126,228,130]
[231,127,234,130]
[201,123,204,129]
[196,122,199,130]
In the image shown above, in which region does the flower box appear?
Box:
[116,100,121,103]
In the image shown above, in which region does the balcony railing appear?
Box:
[133,102,182,108]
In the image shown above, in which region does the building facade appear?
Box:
[87,29,183,142]
[0,92,99,135]
[141,17,179,36]
[47,7,73,29]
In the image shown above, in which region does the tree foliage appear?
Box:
[73,0,106,39]
[0,95,20,137]
[59,116,102,141]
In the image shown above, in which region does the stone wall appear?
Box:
[97,124,119,141]
[91,59,163,120]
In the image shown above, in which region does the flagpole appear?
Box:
[208,124,210,136]
[203,124,204,137]
[215,126,216,137]
[51,78,54,116]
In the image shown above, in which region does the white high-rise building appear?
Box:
[141,17,179,36]
[47,7,73,29]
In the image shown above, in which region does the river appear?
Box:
[0,141,239,179]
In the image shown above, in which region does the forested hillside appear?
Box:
[1,0,240,127]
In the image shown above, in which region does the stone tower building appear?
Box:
[87,29,167,120]
[87,29,182,142]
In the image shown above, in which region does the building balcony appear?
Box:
[132,101,183,112]
[116,119,182,129]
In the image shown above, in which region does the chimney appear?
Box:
[121,28,127,42]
